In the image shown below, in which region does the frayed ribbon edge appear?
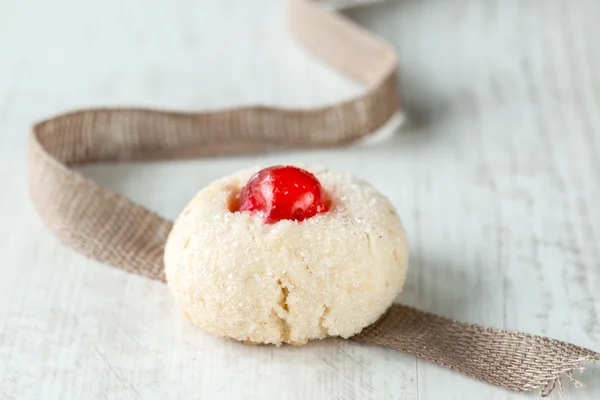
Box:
[539,357,598,398]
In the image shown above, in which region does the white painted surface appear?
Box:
[1,0,599,398]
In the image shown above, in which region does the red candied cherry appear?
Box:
[238,166,330,224]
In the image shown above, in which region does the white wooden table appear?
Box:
[1,0,599,398]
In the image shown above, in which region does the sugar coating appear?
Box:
[164,166,409,345]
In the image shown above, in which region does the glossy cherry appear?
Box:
[238,166,330,224]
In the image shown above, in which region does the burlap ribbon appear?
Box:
[27,0,598,396]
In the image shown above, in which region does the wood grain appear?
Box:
[0,0,599,398]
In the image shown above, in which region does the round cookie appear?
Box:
[164,166,408,345]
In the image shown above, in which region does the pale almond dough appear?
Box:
[164,166,408,345]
